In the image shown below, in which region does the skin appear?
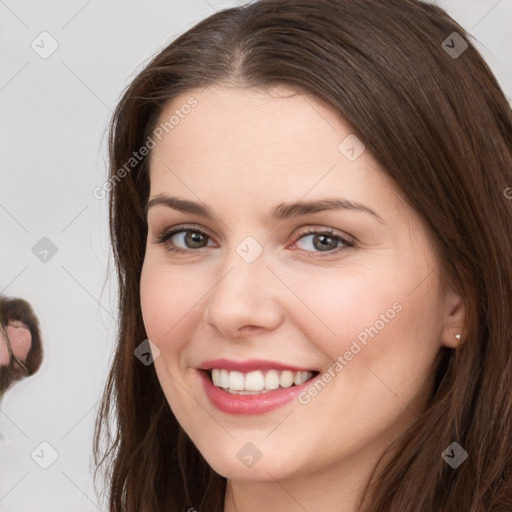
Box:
[0,321,31,367]
[140,85,465,512]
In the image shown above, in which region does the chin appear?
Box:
[198,444,297,482]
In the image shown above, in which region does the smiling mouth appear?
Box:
[205,368,320,395]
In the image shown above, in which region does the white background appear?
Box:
[0,1,510,510]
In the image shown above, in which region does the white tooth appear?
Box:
[245,371,265,391]
[219,369,229,388]
[298,371,311,385]
[228,370,245,390]
[212,368,314,391]
[280,370,294,388]
[264,369,280,390]
[211,369,220,386]
[297,371,313,385]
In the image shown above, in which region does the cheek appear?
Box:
[286,261,443,383]
[281,266,406,349]
[139,260,210,431]
[139,259,204,354]
[278,270,443,459]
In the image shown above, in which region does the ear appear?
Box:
[440,288,466,348]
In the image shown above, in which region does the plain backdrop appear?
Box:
[0,1,510,510]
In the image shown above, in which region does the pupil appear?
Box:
[186,231,206,248]
[315,234,336,251]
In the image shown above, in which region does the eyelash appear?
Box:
[153,224,355,257]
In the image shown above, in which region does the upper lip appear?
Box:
[197,358,318,373]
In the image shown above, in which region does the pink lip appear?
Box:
[197,358,316,372]
[197,367,320,416]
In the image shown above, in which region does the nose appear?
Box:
[202,249,284,339]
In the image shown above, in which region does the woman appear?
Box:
[93,1,512,510]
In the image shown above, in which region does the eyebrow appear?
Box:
[145,195,384,224]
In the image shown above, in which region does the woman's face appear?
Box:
[140,85,464,482]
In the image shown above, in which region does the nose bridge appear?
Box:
[212,237,270,306]
[203,236,283,335]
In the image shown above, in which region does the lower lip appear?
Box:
[198,370,318,415]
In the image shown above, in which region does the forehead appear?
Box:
[148,85,406,222]
[156,86,342,163]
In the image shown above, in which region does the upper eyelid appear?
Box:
[160,224,215,241]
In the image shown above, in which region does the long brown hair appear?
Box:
[93,1,512,510]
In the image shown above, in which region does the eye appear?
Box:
[153,225,216,254]
[153,225,354,257]
[291,228,354,255]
